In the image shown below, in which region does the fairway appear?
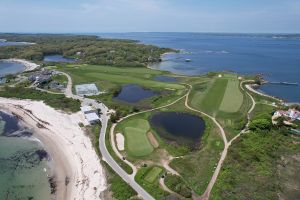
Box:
[144,167,163,183]
[124,119,154,157]
[199,78,228,115]
[60,64,184,90]
[219,77,243,112]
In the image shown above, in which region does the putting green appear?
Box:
[124,119,154,157]
[219,77,243,113]
[144,167,163,183]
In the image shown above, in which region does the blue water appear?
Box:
[43,55,76,63]
[0,41,32,47]
[98,33,300,102]
[0,61,25,76]
[114,84,156,103]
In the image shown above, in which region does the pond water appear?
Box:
[113,84,156,103]
[43,55,76,63]
[0,61,25,76]
[153,75,177,82]
[150,112,205,148]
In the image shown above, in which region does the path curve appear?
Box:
[184,81,256,200]
[58,71,156,200]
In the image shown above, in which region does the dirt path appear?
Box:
[184,81,256,200]
[109,93,188,177]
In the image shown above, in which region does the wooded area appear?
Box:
[0,34,173,67]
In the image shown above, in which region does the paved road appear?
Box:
[59,71,155,200]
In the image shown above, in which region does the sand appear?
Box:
[116,133,125,151]
[0,98,106,200]
[2,58,40,71]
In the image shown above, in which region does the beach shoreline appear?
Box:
[2,58,40,72]
[0,98,106,200]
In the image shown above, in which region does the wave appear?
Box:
[202,50,229,54]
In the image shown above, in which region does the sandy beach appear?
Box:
[0,98,106,200]
[2,58,40,71]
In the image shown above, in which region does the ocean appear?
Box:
[98,32,300,102]
[0,111,53,200]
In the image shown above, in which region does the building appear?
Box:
[273,109,300,121]
[81,106,96,114]
[28,70,53,84]
[85,113,100,124]
[80,106,100,124]
[75,83,100,96]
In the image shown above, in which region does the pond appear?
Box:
[0,61,25,76]
[43,55,76,63]
[113,84,157,103]
[150,112,205,148]
[153,75,178,82]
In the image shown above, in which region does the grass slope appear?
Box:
[199,78,228,116]
[144,167,163,183]
[124,119,154,157]
[219,77,243,113]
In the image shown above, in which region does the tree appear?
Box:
[249,119,272,132]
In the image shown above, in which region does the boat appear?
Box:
[185,59,191,62]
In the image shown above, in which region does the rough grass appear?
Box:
[144,167,163,183]
[219,77,243,113]
[124,119,154,157]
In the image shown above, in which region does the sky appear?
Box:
[1,0,300,33]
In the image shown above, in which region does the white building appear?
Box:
[75,83,100,96]
[85,113,100,124]
[81,106,95,114]
[80,106,100,124]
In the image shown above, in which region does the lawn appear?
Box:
[123,119,154,157]
[219,76,243,113]
[198,78,228,116]
[58,64,184,90]
[144,167,163,183]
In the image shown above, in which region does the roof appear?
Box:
[85,113,99,122]
[75,83,99,96]
[81,106,93,113]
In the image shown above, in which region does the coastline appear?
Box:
[2,58,40,72]
[0,98,106,200]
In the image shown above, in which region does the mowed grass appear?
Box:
[198,78,228,116]
[124,119,154,157]
[58,64,184,90]
[219,76,243,113]
[144,167,163,183]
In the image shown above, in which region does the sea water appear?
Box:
[0,111,53,200]
[98,33,300,102]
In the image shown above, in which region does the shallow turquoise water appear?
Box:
[0,111,53,200]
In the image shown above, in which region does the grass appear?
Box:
[197,78,228,116]
[164,174,192,198]
[123,119,154,157]
[57,64,186,117]
[135,166,167,199]
[0,86,80,112]
[144,166,163,183]
[219,76,243,112]
[170,114,224,195]
[211,102,300,200]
